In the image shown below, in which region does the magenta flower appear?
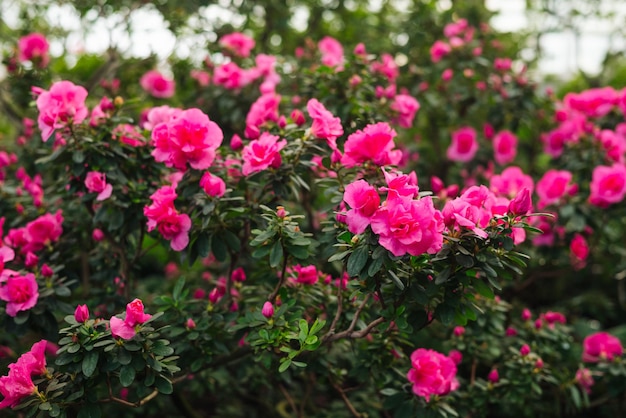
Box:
[144,186,191,251]
[0,341,47,410]
[570,234,589,263]
[488,369,499,383]
[341,122,402,168]
[84,171,113,201]
[493,130,518,165]
[430,40,451,63]
[213,62,251,90]
[291,265,319,285]
[261,301,274,319]
[306,99,344,152]
[390,94,420,128]
[245,93,281,137]
[17,33,50,67]
[110,299,152,340]
[74,304,89,323]
[536,170,573,209]
[241,132,287,176]
[318,36,344,68]
[199,172,226,198]
[140,70,175,98]
[35,81,88,142]
[343,180,380,234]
[583,332,623,362]
[219,32,255,58]
[0,272,39,317]
[489,166,534,198]
[507,188,532,216]
[589,164,626,207]
[406,348,459,401]
[447,127,478,163]
[151,108,223,172]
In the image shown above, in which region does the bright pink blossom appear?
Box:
[213,62,251,90]
[17,33,50,67]
[199,172,226,197]
[36,81,88,142]
[245,93,281,136]
[74,304,89,322]
[292,265,318,285]
[219,32,255,57]
[143,106,182,130]
[343,180,380,234]
[488,369,499,383]
[447,127,478,163]
[261,301,274,318]
[493,130,518,165]
[341,122,402,168]
[306,99,344,151]
[589,164,626,207]
[582,332,623,362]
[241,132,287,176]
[84,171,113,201]
[406,348,459,401]
[144,186,191,251]
[0,272,38,317]
[110,298,152,340]
[430,41,451,63]
[536,170,573,209]
[563,87,618,118]
[140,70,175,98]
[508,188,532,216]
[0,340,48,409]
[318,36,344,68]
[390,94,420,128]
[490,166,534,198]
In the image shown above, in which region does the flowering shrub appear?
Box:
[0,4,625,418]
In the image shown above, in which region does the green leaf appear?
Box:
[154,376,173,394]
[347,245,368,277]
[211,237,227,262]
[195,234,210,258]
[223,230,241,252]
[435,266,452,285]
[298,319,309,342]
[367,256,384,277]
[278,359,292,373]
[82,351,99,378]
[72,150,85,163]
[455,254,474,268]
[77,404,101,418]
[172,278,185,301]
[328,250,350,263]
[119,365,136,387]
[117,348,132,365]
[250,229,277,246]
[269,240,283,268]
[388,270,405,290]
[472,279,495,299]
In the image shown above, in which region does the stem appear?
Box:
[268,244,289,303]
[278,384,299,418]
[324,278,344,340]
[324,316,385,343]
[331,380,363,418]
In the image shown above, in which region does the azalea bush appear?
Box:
[1,3,626,418]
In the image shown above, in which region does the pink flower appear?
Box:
[371,54,399,82]
[144,186,191,251]
[241,132,287,176]
[441,68,453,81]
[563,87,618,118]
[318,36,344,68]
[74,304,89,322]
[36,81,88,142]
[341,122,402,168]
[140,70,175,98]
[507,188,532,216]
[447,127,478,163]
[489,166,534,198]
[430,41,451,63]
[213,62,251,90]
[520,344,531,356]
[190,70,211,86]
[582,332,623,362]
[219,32,255,57]
[370,196,444,257]
[589,164,626,207]
[390,94,420,128]
[261,301,274,318]
[575,368,594,394]
[17,33,50,67]
[570,234,589,262]
[521,308,532,321]
[0,272,38,317]
[84,171,113,201]
[306,99,344,150]
[536,170,573,208]
[292,265,318,285]
[343,180,381,234]
[448,350,462,365]
[185,318,196,329]
[406,348,459,401]
[151,108,223,171]
[245,93,281,137]
[143,106,182,130]
[488,369,499,383]
[0,362,37,409]
[110,298,152,340]
[112,124,145,147]
[199,172,226,198]
[493,130,518,165]
[494,58,512,71]
[453,326,465,337]
[444,19,468,38]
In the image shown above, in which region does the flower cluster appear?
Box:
[143,186,191,251]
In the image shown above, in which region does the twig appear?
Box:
[268,244,289,303]
[278,384,299,418]
[331,380,362,418]
[324,278,344,340]
[324,316,385,343]
[470,358,477,386]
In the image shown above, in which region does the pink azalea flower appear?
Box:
[341,122,402,168]
[241,132,287,176]
[575,368,594,394]
[151,108,223,171]
[144,186,191,251]
[444,19,468,38]
[84,171,113,201]
[245,93,281,137]
[199,172,226,197]
[536,170,573,209]
[36,81,88,142]
[306,99,344,152]
[343,180,380,234]
[493,130,518,165]
[261,301,274,318]
[390,94,420,128]
[0,272,38,317]
[589,164,626,207]
[291,265,318,285]
[74,304,89,322]
[563,87,619,118]
[140,70,175,98]
[489,166,534,198]
[17,33,50,67]
[110,299,152,340]
[318,36,344,68]
[494,58,512,71]
[371,53,399,82]
[0,340,47,410]
[406,348,459,401]
[582,332,623,362]
[430,40,451,63]
[213,62,251,90]
[143,105,183,131]
[112,124,145,147]
[447,127,478,163]
[219,32,255,58]
[570,233,589,269]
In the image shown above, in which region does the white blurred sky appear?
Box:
[2,0,626,77]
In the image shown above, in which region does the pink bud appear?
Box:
[186,318,196,329]
[535,358,544,369]
[208,288,221,303]
[193,288,206,299]
[276,206,287,218]
[41,264,54,277]
[278,115,287,128]
[448,349,463,365]
[349,75,362,87]
[262,301,274,318]
[508,188,532,216]
[534,319,543,329]
[230,134,243,151]
[453,326,465,337]
[353,43,366,55]
[74,304,89,322]
[488,368,499,383]
[92,228,105,241]
[520,344,531,356]
[431,176,444,194]
[505,326,517,336]
[290,109,306,126]
[521,308,532,321]
[24,252,38,268]
[231,267,246,283]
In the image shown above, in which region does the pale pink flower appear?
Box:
[0,272,38,317]
[447,127,478,163]
[341,122,402,168]
[406,348,459,401]
[589,164,626,207]
[17,33,50,67]
[343,180,380,234]
[36,81,88,142]
[140,70,175,98]
[199,172,226,198]
[143,106,183,131]
[84,171,113,201]
[190,69,211,86]
[493,130,517,165]
[536,170,573,208]
[219,32,255,58]
[318,36,344,68]
[575,368,594,394]
[241,132,287,176]
[390,94,420,128]
[489,166,534,198]
[582,332,623,362]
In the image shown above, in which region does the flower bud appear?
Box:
[521,308,532,321]
[535,358,544,369]
[488,368,499,383]
[186,318,196,329]
[453,326,465,337]
[41,264,54,277]
[520,344,531,357]
[262,301,274,318]
[231,267,246,283]
[230,134,243,151]
[92,228,105,241]
[74,304,89,322]
[290,109,306,126]
[508,188,532,216]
